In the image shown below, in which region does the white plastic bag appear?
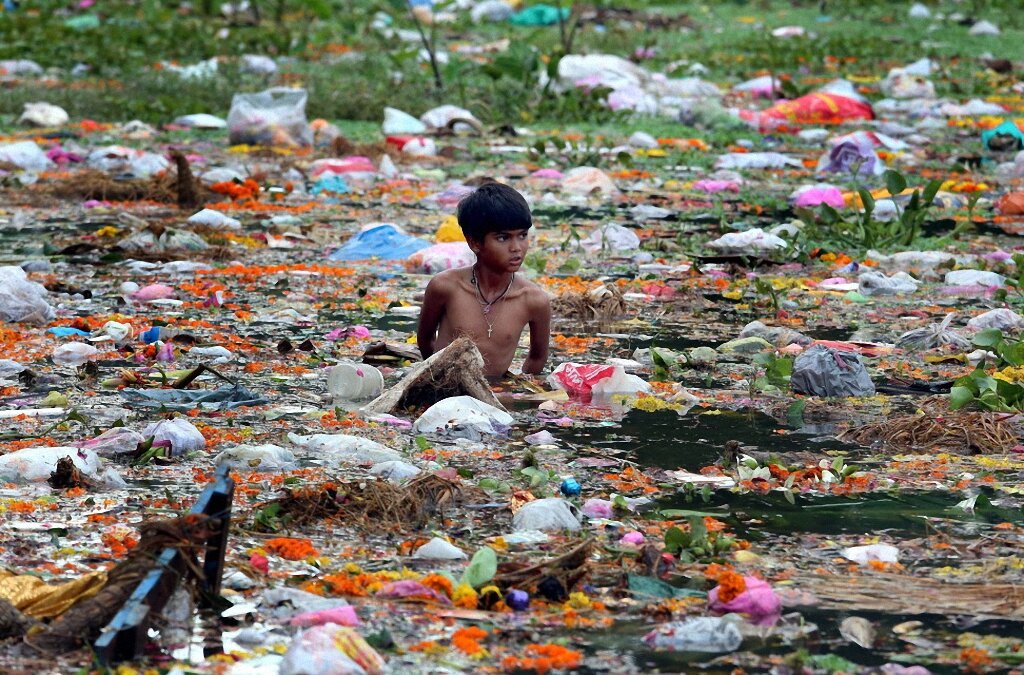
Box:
[0,141,54,172]
[288,433,404,465]
[512,498,582,531]
[580,224,640,253]
[944,270,1005,288]
[215,444,296,471]
[227,88,313,147]
[279,626,368,675]
[561,166,618,195]
[643,617,742,653]
[327,363,384,402]
[405,242,475,274]
[18,102,69,127]
[0,266,55,324]
[52,342,99,366]
[0,446,125,487]
[966,308,1024,333]
[75,427,145,458]
[187,208,241,230]
[413,537,468,560]
[413,395,514,439]
[857,270,920,296]
[368,460,421,482]
[707,228,787,254]
[141,418,206,456]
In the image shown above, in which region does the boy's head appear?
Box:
[456,181,532,244]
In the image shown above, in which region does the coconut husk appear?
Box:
[839,409,1019,454]
[0,599,35,640]
[257,473,484,532]
[363,337,505,414]
[552,284,630,321]
[493,539,592,594]
[47,456,87,490]
[789,571,1024,619]
[171,151,203,209]
[26,514,220,653]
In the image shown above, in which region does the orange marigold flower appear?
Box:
[265,537,318,560]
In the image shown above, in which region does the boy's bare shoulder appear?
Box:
[517,277,551,308]
[426,267,470,292]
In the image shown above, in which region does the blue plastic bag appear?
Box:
[329,224,430,261]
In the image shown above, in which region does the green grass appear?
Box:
[0,0,1022,127]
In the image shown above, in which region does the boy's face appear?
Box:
[469,228,530,274]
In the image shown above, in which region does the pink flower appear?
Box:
[249,553,269,573]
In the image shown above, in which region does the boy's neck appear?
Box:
[472,263,514,292]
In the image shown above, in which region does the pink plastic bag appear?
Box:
[289,605,360,627]
[708,576,781,626]
[547,363,618,397]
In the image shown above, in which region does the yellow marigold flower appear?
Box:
[452,584,479,609]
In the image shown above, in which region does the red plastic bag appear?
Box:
[547,362,618,397]
[997,192,1024,216]
[741,93,874,133]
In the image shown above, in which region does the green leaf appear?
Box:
[458,547,497,588]
[663,526,688,554]
[627,573,704,599]
[857,188,875,213]
[883,170,907,197]
[658,509,719,519]
[973,328,1004,349]
[415,435,430,451]
[786,399,806,425]
[949,386,975,410]
[687,516,707,545]
[922,178,943,205]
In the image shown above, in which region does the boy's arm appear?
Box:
[416,278,446,359]
[522,291,551,375]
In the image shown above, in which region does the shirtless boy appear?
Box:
[417,182,551,378]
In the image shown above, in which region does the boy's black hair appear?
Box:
[456,181,532,242]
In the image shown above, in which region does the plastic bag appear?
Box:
[714,152,801,170]
[419,105,481,132]
[512,498,582,531]
[841,543,899,565]
[122,385,266,410]
[857,270,920,296]
[413,537,467,560]
[141,418,206,456]
[18,102,69,127]
[790,345,875,397]
[413,395,514,439]
[288,433,404,465]
[0,446,124,487]
[187,208,241,230]
[740,93,874,131]
[643,617,742,653]
[0,266,54,325]
[74,427,145,458]
[896,313,972,351]
[280,624,384,675]
[739,320,811,347]
[381,106,426,134]
[944,270,1005,288]
[707,228,787,254]
[580,223,640,253]
[983,121,1024,153]
[591,369,652,397]
[227,88,312,147]
[327,363,384,402]
[709,576,781,626]
[51,342,99,366]
[966,308,1024,333]
[561,166,618,195]
[368,460,421,482]
[329,224,430,261]
[404,242,475,274]
[215,444,296,471]
[547,363,618,397]
[0,141,54,171]
[997,192,1024,215]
